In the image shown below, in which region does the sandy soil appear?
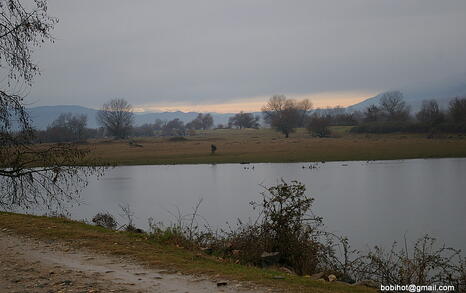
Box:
[0,229,272,293]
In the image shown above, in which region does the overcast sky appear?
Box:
[25,0,466,112]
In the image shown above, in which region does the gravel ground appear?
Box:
[0,229,272,293]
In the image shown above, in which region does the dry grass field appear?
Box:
[81,127,466,165]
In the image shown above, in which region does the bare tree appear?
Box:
[0,1,103,210]
[416,100,444,126]
[306,113,332,137]
[449,96,466,124]
[132,123,155,137]
[153,119,164,131]
[46,112,88,142]
[297,99,313,127]
[363,104,382,122]
[201,113,213,130]
[0,0,57,83]
[262,95,301,138]
[162,118,185,136]
[228,111,260,129]
[379,91,410,122]
[186,113,214,130]
[97,98,134,139]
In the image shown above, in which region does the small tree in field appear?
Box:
[97,98,134,139]
[363,104,382,122]
[228,111,260,129]
[379,91,410,122]
[449,97,466,124]
[297,99,313,127]
[47,112,88,142]
[416,100,444,127]
[306,114,332,137]
[162,118,185,136]
[187,113,214,130]
[262,95,301,138]
[201,113,214,130]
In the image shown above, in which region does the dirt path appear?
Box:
[0,230,271,293]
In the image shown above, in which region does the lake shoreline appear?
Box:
[76,129,466,166]
[92,155,466,167]
[0,212,376,293]
[59,157,466,253]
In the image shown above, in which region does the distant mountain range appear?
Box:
[27,105,240,130]
[27,77,466,129]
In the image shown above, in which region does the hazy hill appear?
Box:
[27,75,466,130]
[27,106,237,130]
[347,93,458,113]
[348,75,466,112]
[28,105,99,129]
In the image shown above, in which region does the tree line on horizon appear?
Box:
[33,98,261,142]
[33,93,466,143]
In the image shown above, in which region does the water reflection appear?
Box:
[69,158,466,251]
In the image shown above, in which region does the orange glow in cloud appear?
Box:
[134,90,378,113]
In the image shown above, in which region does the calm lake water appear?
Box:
[65,158,465,251]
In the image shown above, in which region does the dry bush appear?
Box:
[222,180,324,275]
[317,234,366,283]
[138,182,466,286]
[92,212,117,230]
[353,235,465,291]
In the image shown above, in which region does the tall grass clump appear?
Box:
[146,199,220,249]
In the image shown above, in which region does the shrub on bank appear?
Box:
[360,236,466,290]
[226,180,323,275]
[90,181,466,291]
[92,212,118,230]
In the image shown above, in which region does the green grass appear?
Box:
[0,212,376,293]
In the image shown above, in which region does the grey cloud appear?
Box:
[29,0,466,108]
